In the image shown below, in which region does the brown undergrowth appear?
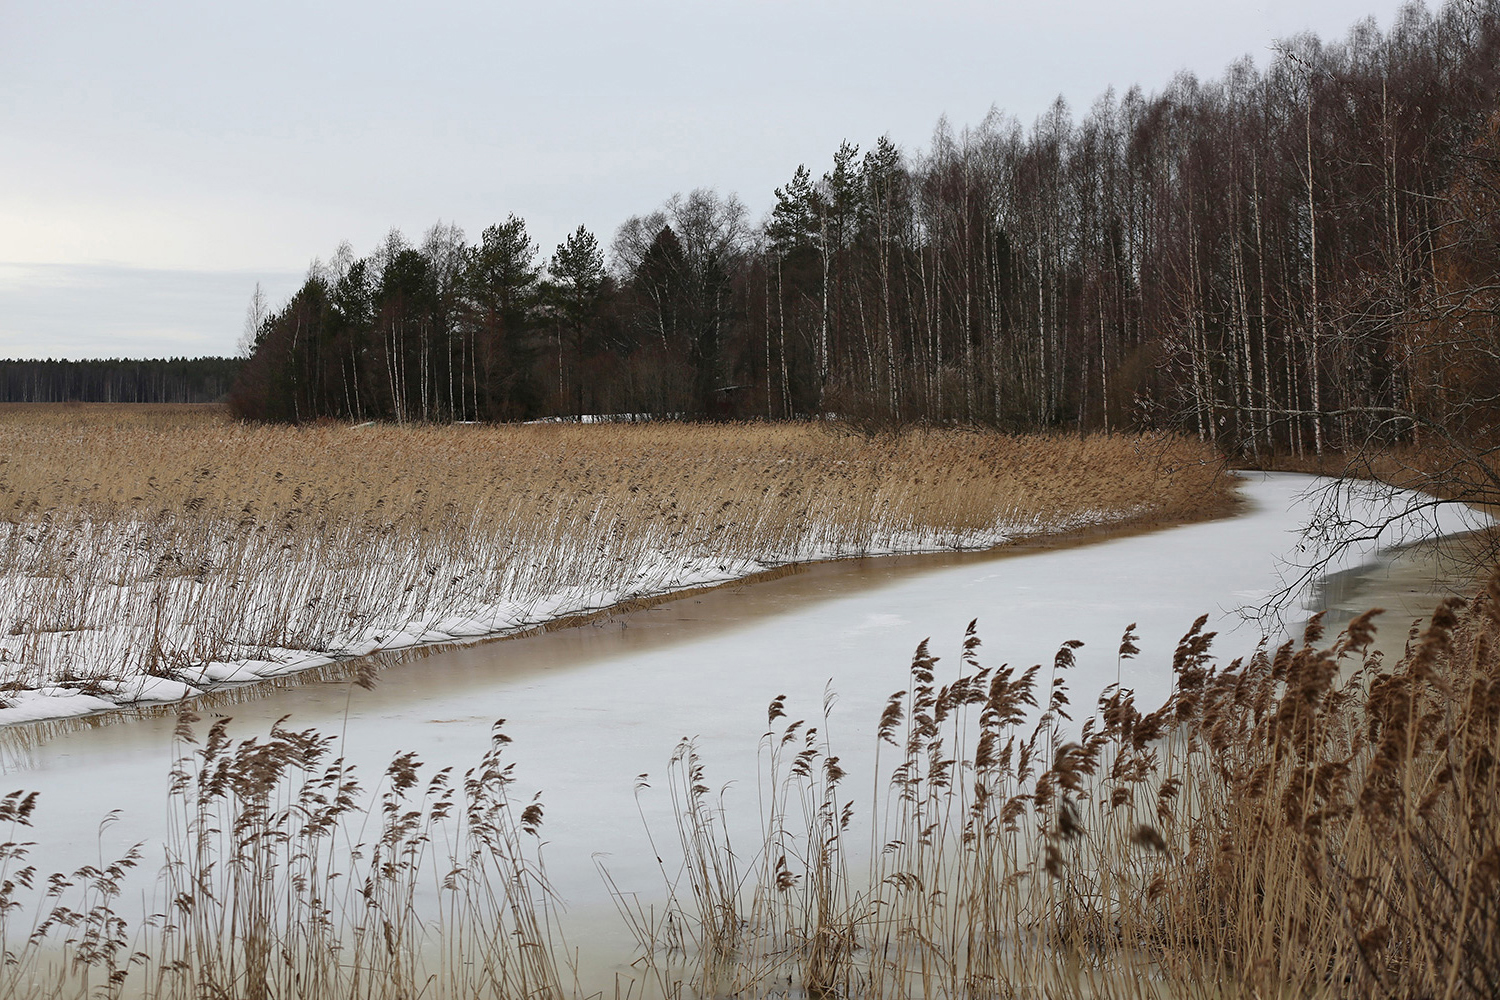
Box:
[1242,439,1500,518]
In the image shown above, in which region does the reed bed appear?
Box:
[0,705,570,1000]
[0,404,1226,718]
[0,567,1494,998]
[623,566,1500,1000]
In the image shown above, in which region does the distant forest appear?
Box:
[233,1,1500,457]
[0,358,240,404]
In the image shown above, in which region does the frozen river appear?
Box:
[0,471,1489,988]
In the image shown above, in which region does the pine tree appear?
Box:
[549,226,606,415]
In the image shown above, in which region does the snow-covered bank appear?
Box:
[0,506,1146,726]
[0,467,1487,728]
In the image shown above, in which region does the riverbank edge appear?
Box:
[0,472,1243,742]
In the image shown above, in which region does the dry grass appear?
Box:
[619,565,1500,1000]
[0,709,568,1000]
[0,404,1228,706]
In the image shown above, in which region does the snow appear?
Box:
[85,676,202,702]
[0,687,118,722]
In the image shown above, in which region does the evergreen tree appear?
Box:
[463,216,542,418]
[548,226,606,415]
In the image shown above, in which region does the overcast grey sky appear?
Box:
[1,0,1415,359]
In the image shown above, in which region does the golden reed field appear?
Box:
[0,404,1229,707]
[0,405,1228,532]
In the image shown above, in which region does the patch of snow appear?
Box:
[0,687,117,724]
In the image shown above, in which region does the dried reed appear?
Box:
[0,711,566,1000]
[622,566,1500,999]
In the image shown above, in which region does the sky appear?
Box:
[0,0,1418,360]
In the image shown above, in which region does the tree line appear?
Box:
[233,0,1500,457]
[0,358,240,404]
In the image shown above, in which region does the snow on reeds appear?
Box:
[0,405,1227,722]
[0,568,1494,999]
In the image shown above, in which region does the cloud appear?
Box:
[0,263,303,360]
